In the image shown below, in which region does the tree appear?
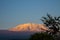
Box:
[41,14,60,35]
[29,32,54,40]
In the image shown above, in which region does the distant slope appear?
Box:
[0,30,34,40]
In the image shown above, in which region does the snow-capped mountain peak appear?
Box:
[9,23,49,32]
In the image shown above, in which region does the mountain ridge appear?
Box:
[9,23,49,32]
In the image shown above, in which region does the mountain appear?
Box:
[9,23,49,32]
[0,23,49,40]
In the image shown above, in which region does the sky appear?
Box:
[0,0,60,29]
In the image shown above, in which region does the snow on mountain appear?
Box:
[9,23,49,32]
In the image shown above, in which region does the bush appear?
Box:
[29,32,55,40]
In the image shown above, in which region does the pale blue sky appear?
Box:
[0,0,60,29]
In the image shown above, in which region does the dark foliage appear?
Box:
[29,32,55,40]
[41,14,60,35]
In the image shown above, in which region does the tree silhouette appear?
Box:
[41,14,60,35]
[29,32,54,40]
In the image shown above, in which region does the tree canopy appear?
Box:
[41,14,60,35]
